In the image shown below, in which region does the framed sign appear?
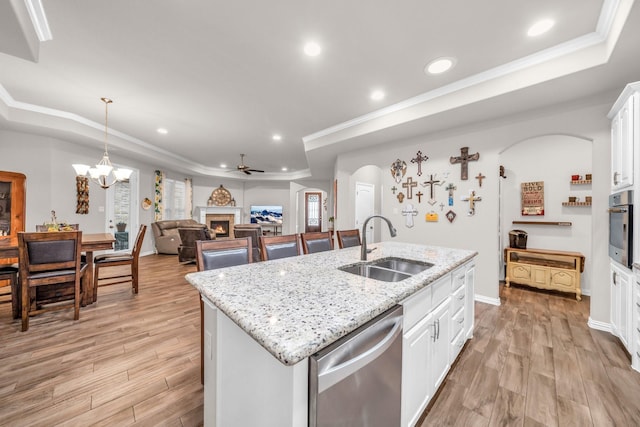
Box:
[521,181,544,216]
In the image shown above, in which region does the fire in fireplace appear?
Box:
[210,220,230,238]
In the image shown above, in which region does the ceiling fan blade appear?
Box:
[248,169,264,173]
[243,170,251,175]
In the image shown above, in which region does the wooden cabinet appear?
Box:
[505,248,584,300]
[611,261,632,351]
[609,83,639,191]
[0,171,26,262]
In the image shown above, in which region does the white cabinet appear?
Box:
[632,267,640,373]
[401,258,475,427]
[609,83,640,191]
[611,261,632,351]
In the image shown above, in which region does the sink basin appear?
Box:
[369,257,434,275]
[338,263,412,282]
[338,257,433,282]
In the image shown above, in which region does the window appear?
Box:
[163,178,187,220]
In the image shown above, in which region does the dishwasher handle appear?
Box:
[317,312,403,393]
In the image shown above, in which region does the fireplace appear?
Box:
[206,213,236,239]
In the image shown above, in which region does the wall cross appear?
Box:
[402,177,418,199]
[476,172,486,187]
[391,185,397,195]
[411,151,429,176]
[461,190,482,216]
[445,182,456,206]
[450,146,480,180]
[421,174,443,203]
[402,203,418,228]
[416,191,423,203]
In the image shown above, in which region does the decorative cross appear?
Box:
[416,191,424,203]
[397,192,405,203]
[391,159,407,183]
[440,202,445,211]
[450,146,480,180]
[402,204,418,228]
[421,174,443,203]
[445,183,456,206]
[391,185,397,195]
[461,190,482,216]
[402,177,418,199]
[476,172,486,187]
[411,151,429,176]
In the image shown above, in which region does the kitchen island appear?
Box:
[186,241,477,427]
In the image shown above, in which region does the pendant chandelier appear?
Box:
[72,97,132,189]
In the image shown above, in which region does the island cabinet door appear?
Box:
[402,312,434,427]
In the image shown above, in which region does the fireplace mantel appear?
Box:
[194,206,243,225]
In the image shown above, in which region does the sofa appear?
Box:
[178,227,214,263]
[151,219,209,254]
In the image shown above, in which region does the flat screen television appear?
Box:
[250,205,283,224]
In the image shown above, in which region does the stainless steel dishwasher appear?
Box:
[309,305,403,427]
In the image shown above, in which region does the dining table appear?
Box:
[0,232,116,313]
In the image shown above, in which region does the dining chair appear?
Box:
[94,224,147,299]
[0,264,19,319]
[233,224,263,262]
[195,237,253,384]
[259,234,301,261]
[18,231,87,332]
[336,229,361,249]
[300,231,334,254]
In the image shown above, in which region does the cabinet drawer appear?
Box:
[402,285,432,331]
[452,267,465,291]
[451,307,464,340]
[451,285,465,314]
[510,264,531,280]
[450,328,465,363]
[432,276,451,308]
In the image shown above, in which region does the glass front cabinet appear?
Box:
[0,171,26,250]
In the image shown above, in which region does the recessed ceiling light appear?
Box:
[220,163,227,168]
[304,41,322,57]
[370,90,385,101]
[157,128,168,134]
[425,57,456,75]
[528,19,554,37]
[281,167,288,172]
[272,134,282,141]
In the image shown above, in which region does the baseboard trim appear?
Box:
[475,294,501,306]
[588,317,612,333]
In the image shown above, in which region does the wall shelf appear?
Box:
[562,202,592,207]
[570,180,592,185]
[512,221,572,226]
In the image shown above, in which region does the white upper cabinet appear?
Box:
[609,82,640,192]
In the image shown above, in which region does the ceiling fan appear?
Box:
[232,154,264,175]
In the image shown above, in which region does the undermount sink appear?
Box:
[338,257,433,282]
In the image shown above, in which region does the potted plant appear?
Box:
[328,216,335,230]
[116,222,127,232]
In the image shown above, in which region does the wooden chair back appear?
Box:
[259,234,300,261]
[336,229,361,249]
[195,237,252,272]
[18,231,85,331]
[300,231,334,254]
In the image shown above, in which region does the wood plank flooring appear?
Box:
[2,255,640,426]
[420,284,640,427]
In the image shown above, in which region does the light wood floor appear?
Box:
[2,255,640,426]
[420,284,640,427]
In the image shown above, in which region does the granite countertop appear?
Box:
[186,241,476,366]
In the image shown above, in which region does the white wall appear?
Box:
[500,134,593,294]
[334,98,612,322]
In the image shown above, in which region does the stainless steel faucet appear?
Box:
[361,215,397,261]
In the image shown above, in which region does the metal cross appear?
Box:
[421,174,442,201]
[440,202,445,211]
[416,191,423,203]
[411,151,429,176]
[476,172,486,187]
[402,177,418,199]
[391,185,397,195]
[450,146,480,180]
[461,190,482,216]
[445,182,456,206]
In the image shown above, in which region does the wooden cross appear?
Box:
[411,151,429,176]
[391,185,397,195]
[461,190,482,216]
[402,177,418,199]
[476,172,486,187]
[450,146,480,180]
[402,203,418,228]
[416,191,423,203]
[421,174,442,202]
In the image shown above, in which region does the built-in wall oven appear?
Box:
[609,190,633,268]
